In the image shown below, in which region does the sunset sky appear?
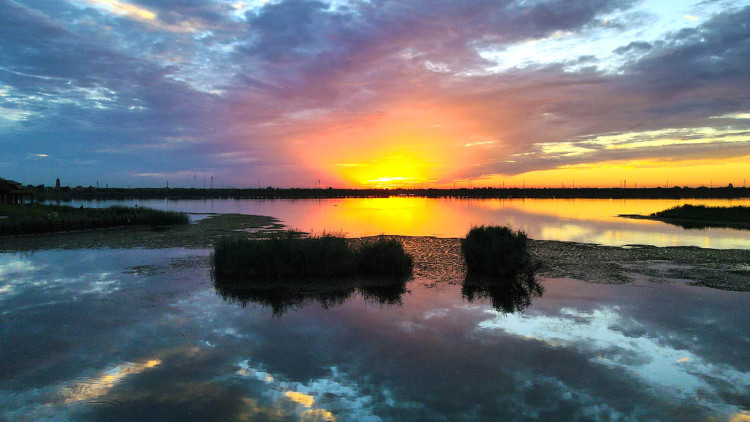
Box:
[1,0,749,188]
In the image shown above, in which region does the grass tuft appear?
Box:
[461,225,533,277]
[357,237,413,276]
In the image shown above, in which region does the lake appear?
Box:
[2,197,748,421]
[1,248,748,421]
[55,197,750,248]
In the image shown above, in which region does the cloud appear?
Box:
[1,0,749,186]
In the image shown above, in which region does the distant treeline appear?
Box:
[35,186,750,200]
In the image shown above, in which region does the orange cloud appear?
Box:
[291,103,499,187]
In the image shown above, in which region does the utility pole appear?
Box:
[211,176,213,189]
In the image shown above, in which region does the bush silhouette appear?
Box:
[212,234,412,279]
[461,225,532,277]
[357,237,413,276]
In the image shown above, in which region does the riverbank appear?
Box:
[2,213,748,291]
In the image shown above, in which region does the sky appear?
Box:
[1,0,749,188]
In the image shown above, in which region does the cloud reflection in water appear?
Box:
[478,304,750,415]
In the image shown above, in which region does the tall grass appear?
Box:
[213,233,356,278]
[212,234,413,279]
[0,203,188,235]
[461,225,533,277]
[356,237,413,276]
[651,204,750,222]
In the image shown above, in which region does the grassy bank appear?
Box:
[212,233,413,279]
[0,203,188,236]
[652,204,750,221]
[621,204,750,229]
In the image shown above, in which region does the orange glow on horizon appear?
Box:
[292,103,494,188]
[285,102,750,189]
[470,156,750,189]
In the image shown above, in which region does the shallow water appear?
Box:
[55,197,750,248]
[1,248,748,421]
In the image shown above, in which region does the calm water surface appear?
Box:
[1,248,748,421]
[59,197,750,248]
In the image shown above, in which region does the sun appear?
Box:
[346,152,432,188]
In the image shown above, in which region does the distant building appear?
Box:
[55,178,61,189]
[0,179,34,204]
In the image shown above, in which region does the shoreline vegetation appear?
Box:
[212,232,414,315]
[620,204,750,230]
[212,232,413,279]
[460,225,544,313]
[0,209,748,292]
[0,203,188,236]
[36,185,750,201]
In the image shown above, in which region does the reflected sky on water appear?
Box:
[1,248,748,421]
[59,197,750,248]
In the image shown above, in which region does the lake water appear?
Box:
[3,197,748,420]
[58,197,750,248]
[1,248,748,421]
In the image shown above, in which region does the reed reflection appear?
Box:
[462,266,543,314]
[213,275,408,317]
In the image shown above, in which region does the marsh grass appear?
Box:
[212,232,355,278]
[356,237,414,276]
[460,225,543,312]
[461,225,535,277]
[0,203,188,235]
[212,233,413,279]
[651,204,750,222]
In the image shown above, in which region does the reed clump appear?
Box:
[212,233,413,279]
[0,203,188,235]
[357,237,414,276]
[651,204,750,222]
[461,225,534,277]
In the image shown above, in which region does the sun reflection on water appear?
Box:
[62,359,162,404]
